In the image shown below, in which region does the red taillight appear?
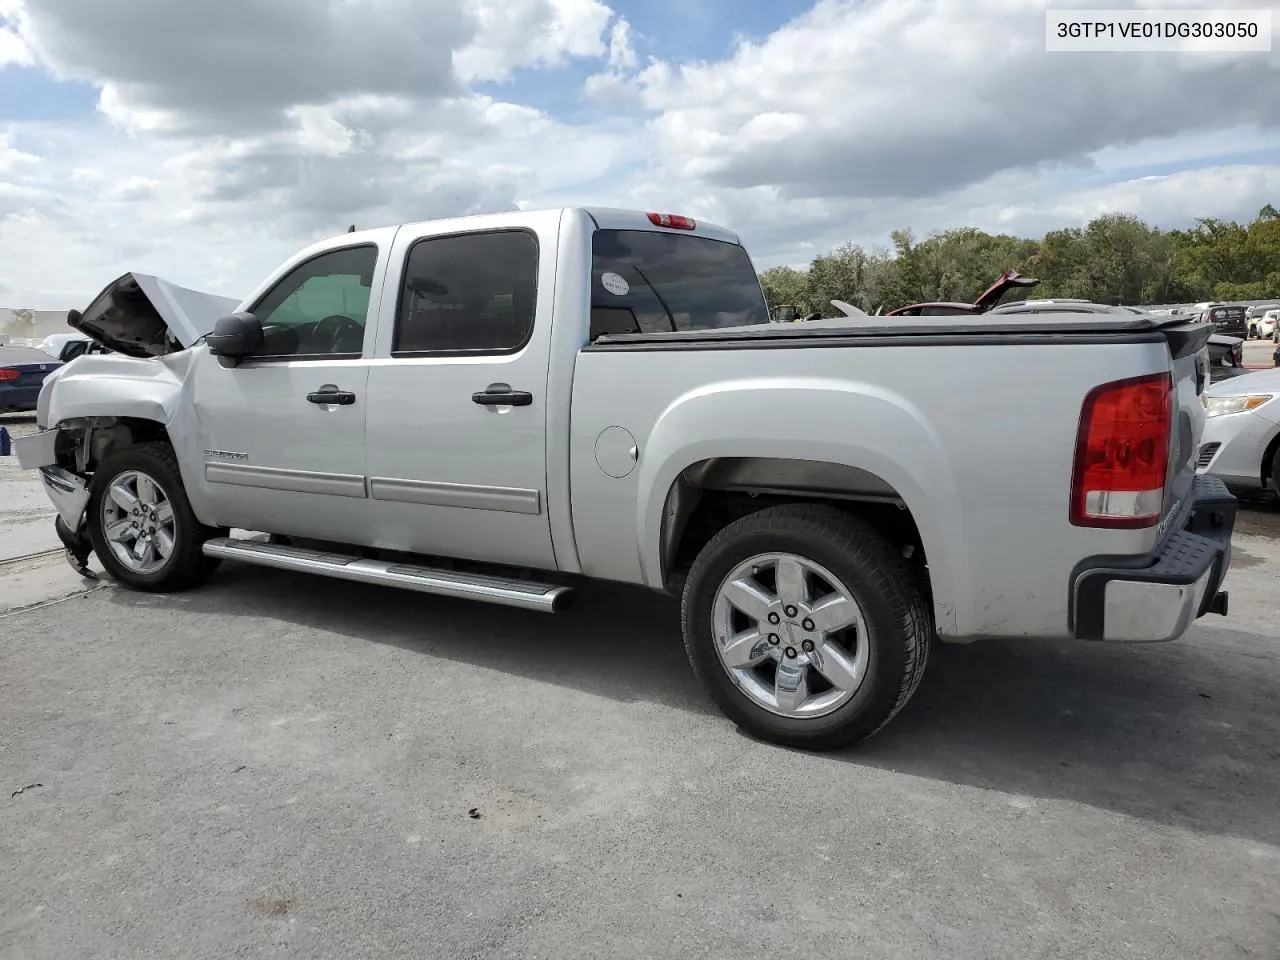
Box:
[1233,344,1243,366]
[1070,373,1173,529]
[0,368,19,382]
[646,212,696,230]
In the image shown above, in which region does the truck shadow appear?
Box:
[130,562,1280,849]
[856,632,1280,848]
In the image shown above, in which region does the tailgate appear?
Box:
[1157,317,1213,531]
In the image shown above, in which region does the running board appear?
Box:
[201,537,574,613]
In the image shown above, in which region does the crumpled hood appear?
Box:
[68,272,241,358]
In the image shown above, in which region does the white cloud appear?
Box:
[455,0,614,82]
[632,0,1280,199]
[0,24,30,66]
[0,0,1278,309]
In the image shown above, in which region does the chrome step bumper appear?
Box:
[201,537,574,614]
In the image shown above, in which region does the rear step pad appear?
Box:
[201,537,574,613]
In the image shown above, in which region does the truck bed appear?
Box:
[569,313,1212,641]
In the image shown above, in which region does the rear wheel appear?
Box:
[681,503,932,750]
[86,441,222,592]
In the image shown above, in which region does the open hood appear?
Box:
[973,270,1040,311]
[67,272,242,358]
[884,270,1041,317]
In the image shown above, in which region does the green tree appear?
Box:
[757,204,1280,314]
[759,265,810,315]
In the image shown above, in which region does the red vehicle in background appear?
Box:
[884,270,1040,316]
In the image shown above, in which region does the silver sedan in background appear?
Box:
[1197,367,1280,502]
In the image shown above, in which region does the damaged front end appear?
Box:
[14,438,95,578]
[14,272,240,578]
[67,272,241,358]
[13,417,150,580]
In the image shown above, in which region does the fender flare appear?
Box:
[634,376,970,636]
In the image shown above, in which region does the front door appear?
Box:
[362,217,559,571]
[189,242,388,545]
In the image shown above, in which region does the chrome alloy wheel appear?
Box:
[100,470,177,575]
[711,552,870,718]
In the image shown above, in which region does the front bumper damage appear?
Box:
[13,429,97,578]
[1072,475,1235,642]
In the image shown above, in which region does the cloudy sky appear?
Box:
[1,0,1278,308]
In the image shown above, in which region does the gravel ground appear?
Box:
[2,410,1280,960]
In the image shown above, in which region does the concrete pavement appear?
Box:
[2,412,1280,959]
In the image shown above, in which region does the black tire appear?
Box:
[1270,445,1280,502]
[86,441,222,592]
[681,503,932,751]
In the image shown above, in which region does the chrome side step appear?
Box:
[201,537,574,613]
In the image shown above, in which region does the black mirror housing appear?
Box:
[206,312,263,361]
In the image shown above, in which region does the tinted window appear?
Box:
[250,245,378,358]
[393,230,538,355]
[589,229,770,337]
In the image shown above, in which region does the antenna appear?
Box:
[347,224,356,233]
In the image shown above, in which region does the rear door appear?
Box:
[362,211,562,571]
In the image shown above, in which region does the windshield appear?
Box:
[589,229,770,336]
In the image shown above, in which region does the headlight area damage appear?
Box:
[13,273,240,576]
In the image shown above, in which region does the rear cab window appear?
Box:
[589,229,770,338]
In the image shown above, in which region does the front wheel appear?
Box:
[86,441,222,592]
[681,503,933,750]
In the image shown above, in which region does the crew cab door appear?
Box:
[362,212,561,570]
[189,236,394,543]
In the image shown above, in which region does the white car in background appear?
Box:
[40,332,91,359]
[1197,366,1280,501]
[1255,309,1279,342]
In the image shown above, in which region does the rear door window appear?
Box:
[393,230,538,356]
[589,229,770,337]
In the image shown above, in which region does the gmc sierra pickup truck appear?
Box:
[15,207,1236,749]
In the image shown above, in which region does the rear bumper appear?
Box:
[0,386,41,410]
[1072,475,1235,642]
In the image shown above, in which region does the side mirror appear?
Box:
[206,312,263,365]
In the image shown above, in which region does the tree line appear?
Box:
[759,205,1280,317]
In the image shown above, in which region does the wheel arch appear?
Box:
[645,451,963,637]
[1262,425,1280,487]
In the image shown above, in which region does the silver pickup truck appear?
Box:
[15,207,1236,749]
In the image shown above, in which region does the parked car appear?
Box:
[1197,366,1280,501]
[1246,303,1280,338]
[15,207,1236,750]
[1253,308,1280,342]
[1206,333,1250,382]
[0,346,62,413]
[1202,303,1249,338]
[56,338,112,362]
[883,270,1041,316]
[41,332,89,359]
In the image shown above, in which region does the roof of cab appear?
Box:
[338,207,742,248]
[579,207,741,245]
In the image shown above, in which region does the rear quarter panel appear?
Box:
[569,336,1178,640]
